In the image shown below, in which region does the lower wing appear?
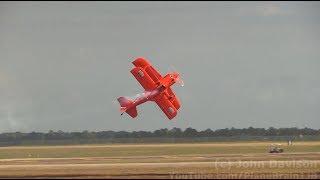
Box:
[154,93,179,120]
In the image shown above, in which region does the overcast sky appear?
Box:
[0,2,319,132]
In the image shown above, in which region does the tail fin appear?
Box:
[117,97,132,112]
[117,97,138,118]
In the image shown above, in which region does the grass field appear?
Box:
[0,141,319,178]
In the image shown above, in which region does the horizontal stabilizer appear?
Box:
[126,107,138,118]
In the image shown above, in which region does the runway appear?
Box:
[0,153,319,179]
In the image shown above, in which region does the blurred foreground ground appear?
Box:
[0,142,319,179]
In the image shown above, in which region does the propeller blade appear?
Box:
[168,65,184,87]
[177,77,184,87]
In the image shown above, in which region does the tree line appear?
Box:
[0,127,319,142]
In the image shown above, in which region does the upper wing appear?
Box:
[154,89,180,120]
[144,65,162,83]
[131,58,162,90]
[131,67,157,91]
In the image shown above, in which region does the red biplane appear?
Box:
[117,57,183,120]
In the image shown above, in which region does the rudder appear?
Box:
[117,97,132,107]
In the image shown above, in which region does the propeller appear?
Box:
[177,75,184,87]
[168,65,184,87]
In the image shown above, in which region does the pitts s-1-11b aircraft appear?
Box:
[117,57,183,120]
